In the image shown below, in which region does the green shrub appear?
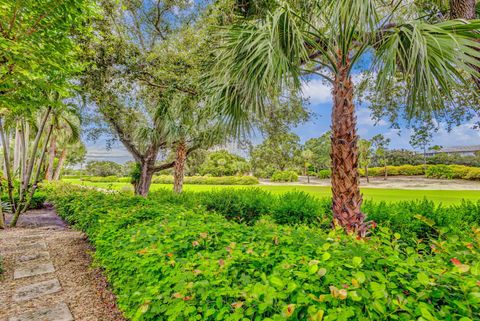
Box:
[82,175,120,183]
[273,191,328,225]
[271,170,298,182]
[46,185,480,321]
[317,169,331,179]
[465,167,480,180]
[426,165,455,179]
[1,192,46,210]
[152,175,259,185]
[197,188,272,224]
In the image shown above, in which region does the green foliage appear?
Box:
[250,132,303,177]
[47,185,480,321]
[81,175,259,185]
[1,192,46,210]
[273,191,327,225]
[271,170,299,182]
[317,169,331,179]
[85,161,125,177]
[426,165,480,180]
[197,188,272,224]
[198,150,250,177]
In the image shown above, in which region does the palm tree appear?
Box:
[45,104,81,181]
[208,0,480,235]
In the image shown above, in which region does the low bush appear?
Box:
[271,170,299,182]
[273,191,328,226]
[197,188,272,224]
[1,192,46,210]
[82,175,120,183]
[82,175,259,185]
[46,185,480,321]
[317,169,331,179]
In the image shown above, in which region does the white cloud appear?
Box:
[301,79,332,104]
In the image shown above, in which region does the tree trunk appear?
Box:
[450,0,480,88]
[450,0,476,19]
[173,141,187,194]
[134,158,156,197]
[45,134,56,180]
[13,124,20,175]
[0,201,4,229]
[330,60,367,236]
[22,123,54,213]
[365,165,369,183]
[0,119,15,211]
[52,148,67,181]
[383,161,387,181]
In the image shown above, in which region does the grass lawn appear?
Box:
[60,178,480,205]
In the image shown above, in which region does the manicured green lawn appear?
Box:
[60,178,480,204]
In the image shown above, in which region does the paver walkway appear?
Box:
[0,207,125,321]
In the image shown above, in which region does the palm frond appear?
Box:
[206,4,307,135]
[373,19,480,119]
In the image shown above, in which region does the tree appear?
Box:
[85,161,123,177]
[199,150,250,177]
[0,0,94,227]
[81,0,228,196]
[409,122,436,173]
[305,132,331,171]
[208,0,480,235]
[371,135,391,181]
[301,149,314,183]
[250,131,302,177]
[358,139,372,183]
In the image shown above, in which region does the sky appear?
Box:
[84,78,480,164]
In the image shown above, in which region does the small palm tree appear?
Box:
[208,0,480,235]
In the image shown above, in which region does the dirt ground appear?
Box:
[261,175,480,190]
[0,208,126,321]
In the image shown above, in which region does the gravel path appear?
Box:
[0,207,125,321]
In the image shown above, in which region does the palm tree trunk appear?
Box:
[0,119,15,211]
[0,201,4,229]
[173,141,187,194]
[450,0,476,19]
[45,133,56,180]
[383,160,387,181]
[331,60,366,236]
[52,148,67,181]
[13,123,20,175]
[22,123,54,213]
[450,0,480,88]
[11,109,51,227]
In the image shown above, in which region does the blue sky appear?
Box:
[84,78,480,164]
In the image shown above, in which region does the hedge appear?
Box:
[81,175,259,185]
[317,164,480,180]
[46,184,480,321]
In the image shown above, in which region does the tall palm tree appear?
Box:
[208,0,480,235]
[45,104,81,181]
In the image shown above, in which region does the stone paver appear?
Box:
[8,302,73,321]
[12,279,62,302]
[17,251,50,263]
[15,241,47,252]
[13,262,55,279]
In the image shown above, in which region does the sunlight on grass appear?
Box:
[60,178,480,205]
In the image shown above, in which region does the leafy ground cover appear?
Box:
[46,184,480,321]
[60,178,480,205]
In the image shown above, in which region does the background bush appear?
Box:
[270,170,299,182]
[81,175,259,185]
